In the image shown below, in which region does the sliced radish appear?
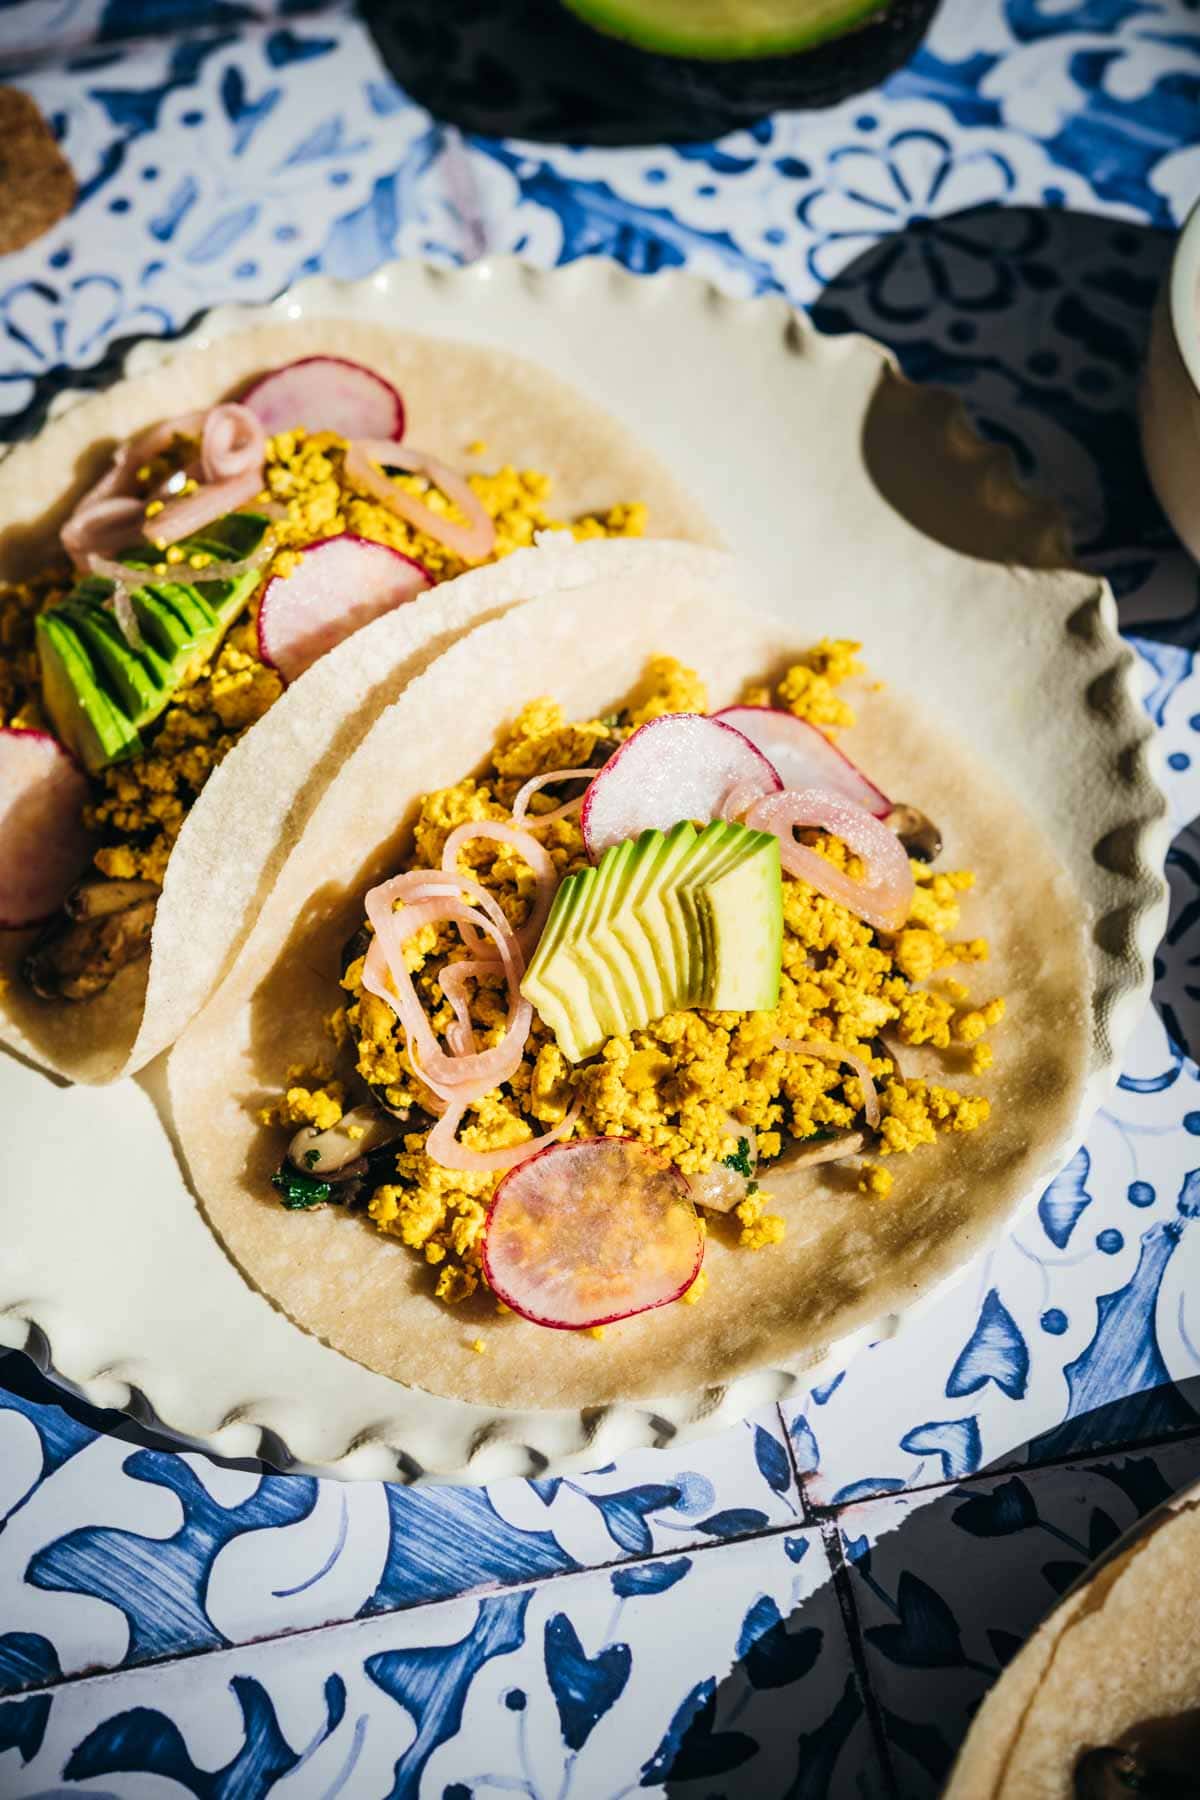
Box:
[257,534,430,683]
[482,1137,703,1330]
[581,713,780,861]
[240,356,405,441]
[0,730,94,930]
[712,706,890,819]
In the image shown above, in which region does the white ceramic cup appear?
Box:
[1141,195,1200,562]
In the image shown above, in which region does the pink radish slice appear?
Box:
[0,730,93,929]
[712,707,890,819]
[241,356,405,441]
[482,1137,704,1329]
[257,534,430,683]
[581,713,781,861]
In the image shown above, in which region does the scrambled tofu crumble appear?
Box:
[264,645,1004,1314]
[0,427,646,888]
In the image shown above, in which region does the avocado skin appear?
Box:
[360,0,938,144]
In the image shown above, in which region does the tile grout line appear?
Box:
[804,1421,1200,1517]
[0,1509,823,1704]
[815,1512,902,1800]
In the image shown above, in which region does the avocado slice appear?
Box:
[36,613,142,771]
[526,864,603,1062]
[700,830,782,1011]
[130,586,201,661]
[37,513,271,774]
[561,0,884,60]
[569,836,640,1038]
[59,599,169,726]
[523,820,784,1061]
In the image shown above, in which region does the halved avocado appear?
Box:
[562,0,885,59]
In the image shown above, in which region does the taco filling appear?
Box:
[0,354,646,1003]
[260,643,1003,1333]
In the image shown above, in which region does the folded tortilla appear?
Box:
[0,319,716,1083]
[167,541,1093,1412]
[945,1486,1200,1798]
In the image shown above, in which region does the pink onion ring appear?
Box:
[719,775,776,823]
[60,410,208,567]
[147,465,266,547]
[362,872,533,1103]
[63,496,147,569]
[345,439,496,562]
[438,959,488,1056]
[441,819,558,959]
[510,767,596,828]
[201,402,266,482]
[775,1036,880,1132]
[745,788,914,933]
[425,1095,581,1174]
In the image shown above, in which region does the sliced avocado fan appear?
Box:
[36,512,270,775]
[560,0,885,61]
[522,820,783,1063]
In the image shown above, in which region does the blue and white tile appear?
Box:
[663,1550,882,1800]
[0,1526,832,1799]
[0,14,459,421]
[840,1435,1200,1800]
[0,1360,799,1696]
[789,1002,1200,1509]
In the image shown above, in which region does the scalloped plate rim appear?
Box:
[0,255,1169,1481]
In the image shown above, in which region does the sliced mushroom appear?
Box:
[65,877,160,921]
[689,1162,752,1214]
[777,1129,866,1171]
[886,804,942,863]
[288,1103,404,1177]
[23,899,157,1001]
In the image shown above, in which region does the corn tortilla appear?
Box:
[0,320,717,1083]
[945,1489,1200,1798]
[168,544,1093,1410]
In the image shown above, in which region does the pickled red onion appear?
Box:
[147,465,265,547]
[345,439,496,562]
[362,871,533,1108]
[720,776,775,823]
[440,819,558,958]
[775,1035,880,1131]
[60,410,207,568]
[438,959,487,1055]
[425,1095,581,1174]
[745,788,914,933]
[510,767,596,828]
[63,496,146,569]
[201,402,265,483]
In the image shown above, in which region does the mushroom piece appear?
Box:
[23,898,157,1001]
[1074,1747,1193,1800]
[777,1130,866,1171]
[287,1103,404,1177]
[885,804,942,863]
[65,877,159,921]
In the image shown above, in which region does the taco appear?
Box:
[945,1484,1200,1799]
[0,319,713,1083]
[167,539,1092,1411]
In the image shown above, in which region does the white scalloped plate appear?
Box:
[0,259,1169,1481]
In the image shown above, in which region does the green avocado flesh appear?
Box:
[36,513,269,774]
[522,820,783,1062]
[560,0,885,60]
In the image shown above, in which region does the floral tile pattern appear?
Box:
[842,1435,1200,1799]
[0,1358,799,1693]
[1,0,1200,1795]
[0,1529,831,1799]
